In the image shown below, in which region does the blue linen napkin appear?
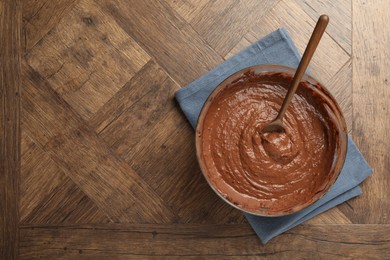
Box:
[175,28,372,244]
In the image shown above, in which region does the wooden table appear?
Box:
[1,0,389,258]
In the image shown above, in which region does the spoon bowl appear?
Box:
[261,118,284,133]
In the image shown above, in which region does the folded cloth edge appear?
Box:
[246,185,362,243]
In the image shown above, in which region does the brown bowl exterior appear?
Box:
[195,64,348,217]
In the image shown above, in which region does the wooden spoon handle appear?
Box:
[276,15,329,120]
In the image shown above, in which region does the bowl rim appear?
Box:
[195,64,348,217]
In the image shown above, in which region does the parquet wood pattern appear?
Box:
[1,0,388,258]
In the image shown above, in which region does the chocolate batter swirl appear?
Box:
[198,71,344,215]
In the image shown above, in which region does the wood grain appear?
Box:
[325,59,353,131]
[306,206,352,224]
[0,0,21,258]
[295,0,352,54]
[22,62,177,223]
[224,36,252,60]
[19,224,390,259]
[96,61,180,154]
[89,61,172,134]
[4,0,388,257]
[346,0,390,224]
[22,0,79,52]
[125,108,245,223]
[99,0,223,85]
[185,0,279,56]
[22,178,110,224]
[165,0,210,22]
[20,132,66,221]
[21,132,110,224]
[26,0,150,120]
[96,62,245,223]
[246,0,350,84]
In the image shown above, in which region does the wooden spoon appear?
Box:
[262,15,329,133]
